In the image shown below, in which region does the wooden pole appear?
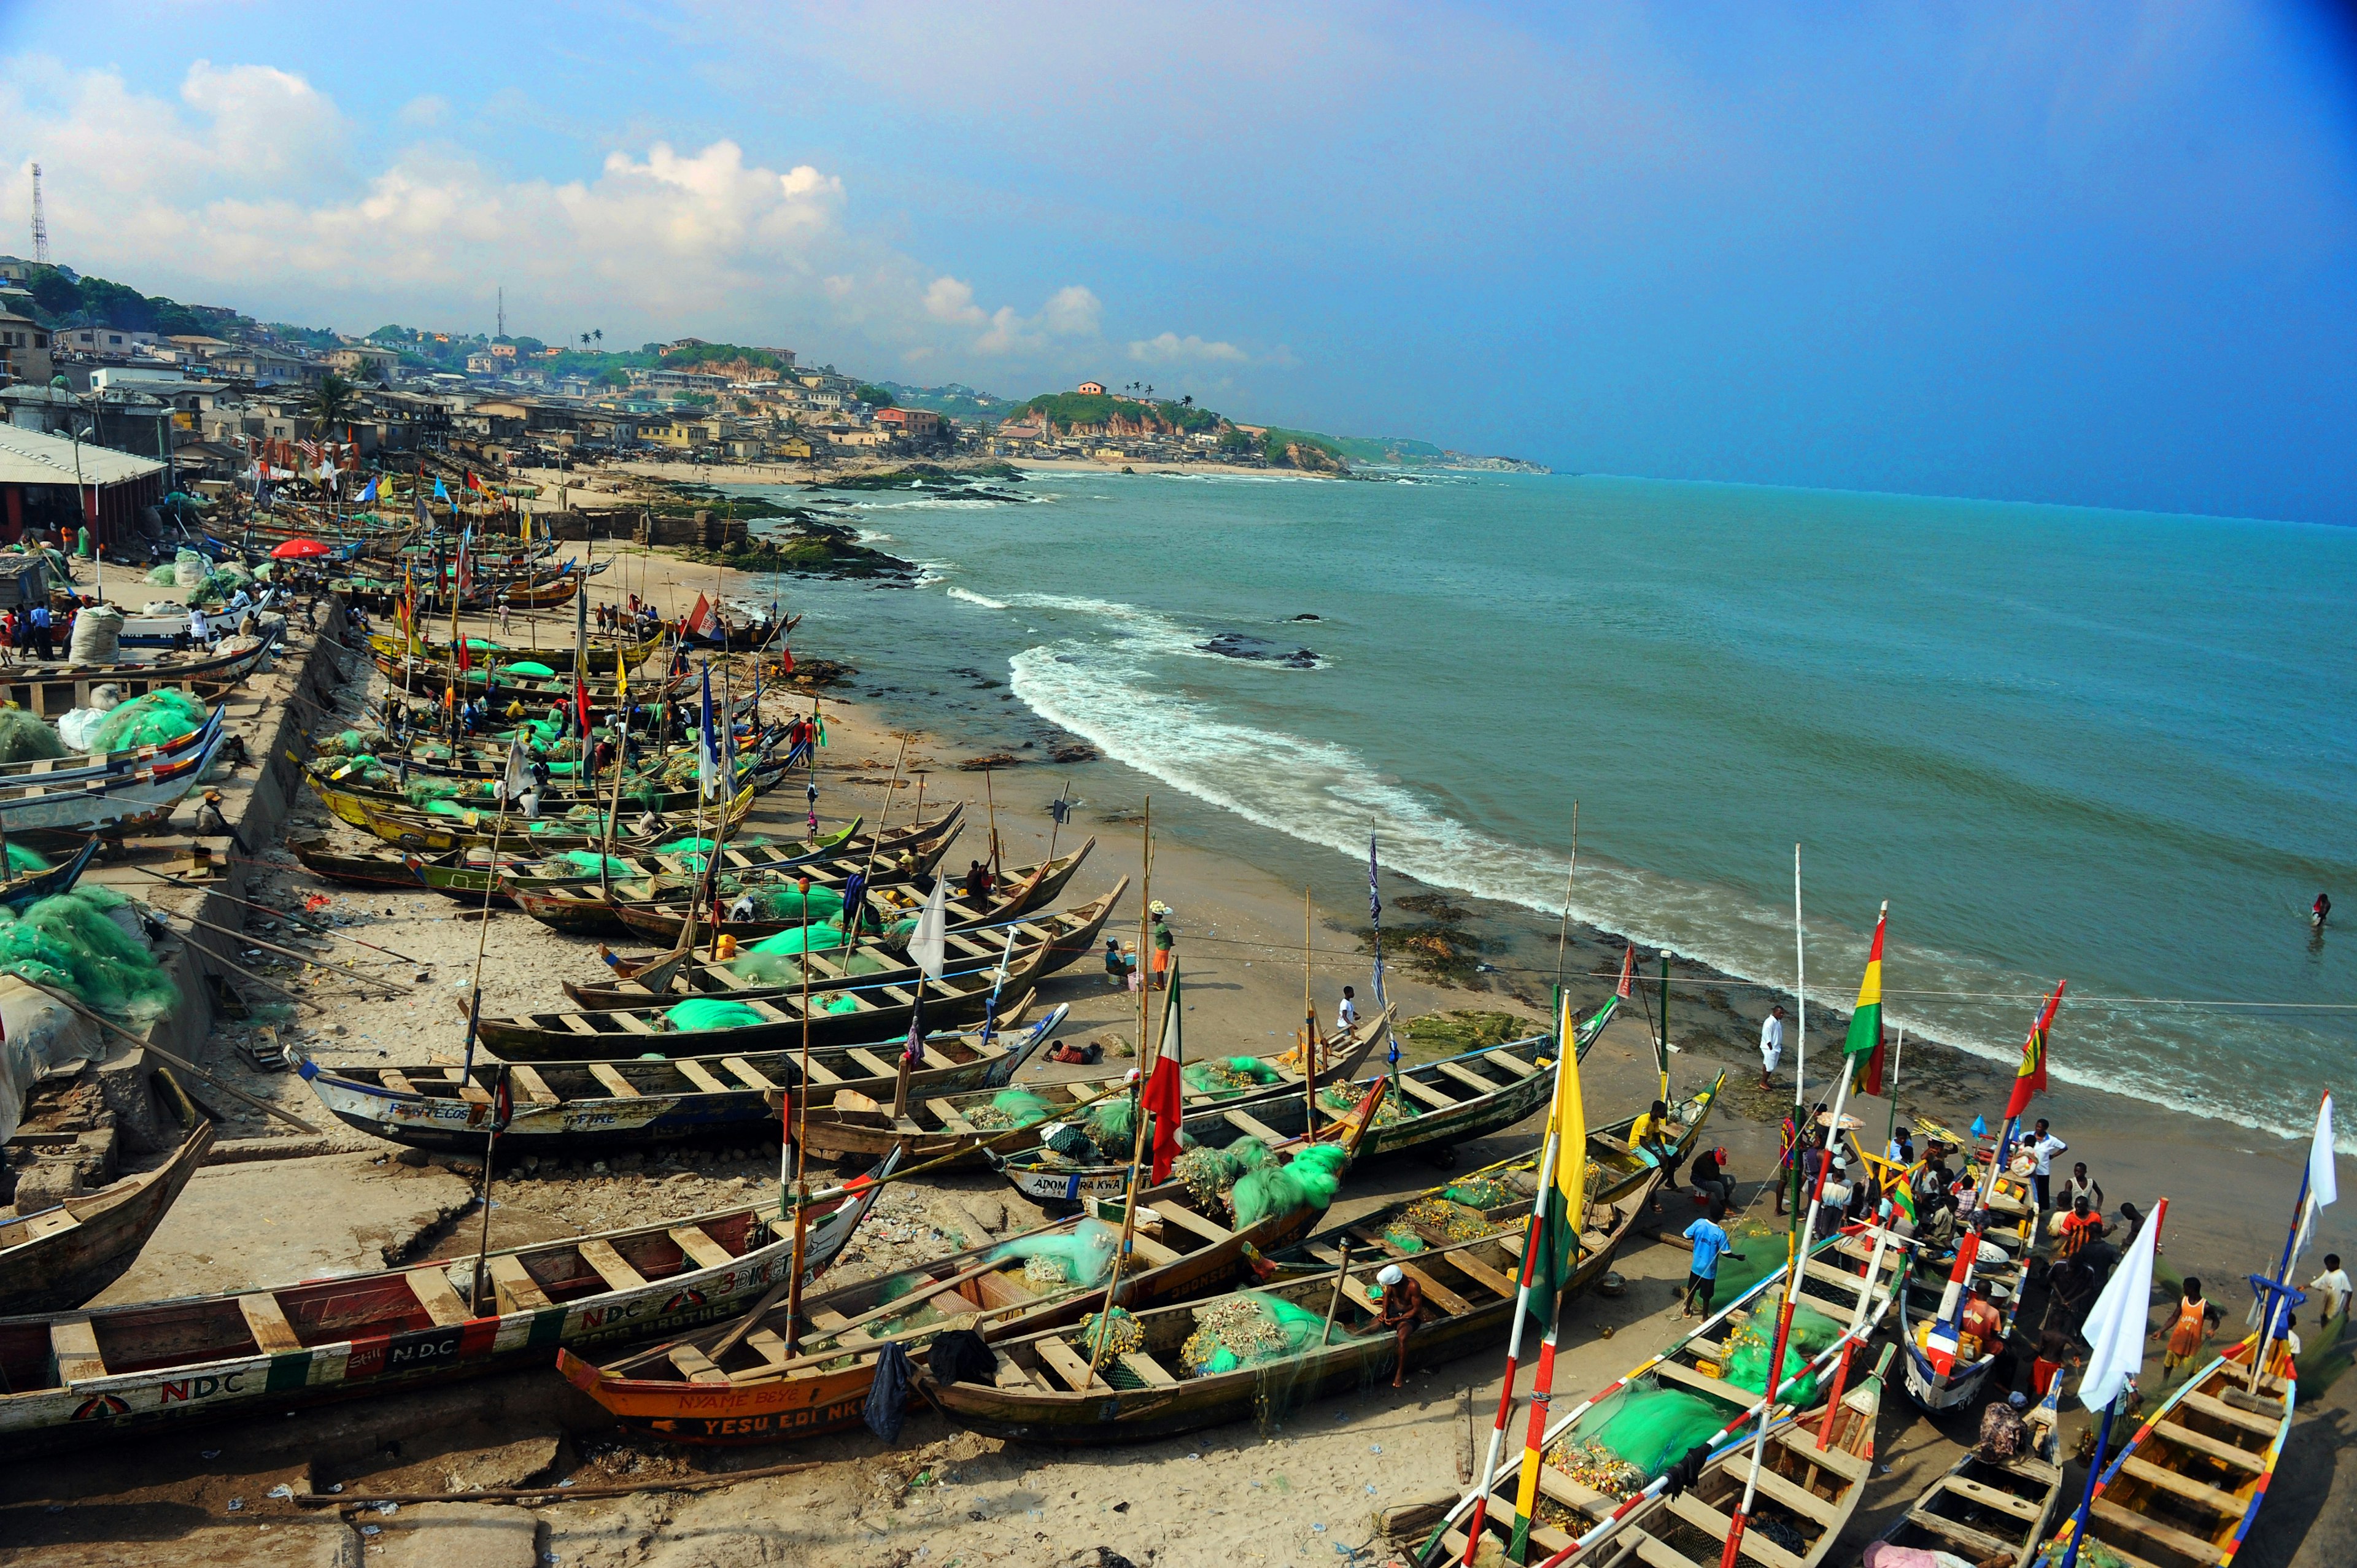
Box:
[1303,886,1318,1139]
[1085,800,1153,1386]
[985,763,1001,884]
[784,859,815,1356]
[1550,801,1579,998]
[1319,1240,1355,1346]
[468,1064,508,1311]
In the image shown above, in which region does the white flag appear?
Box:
[908,875,948,980]
[2076,1195,2164,1413]
[2310,1094,2338,1211]
[501,738,533,806]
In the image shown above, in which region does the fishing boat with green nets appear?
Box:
[555,1082,1387,1446]
[914,1153,1658,1445]
[799,987,1379,1171]
[364,628,669,672]
[308,743,784,830]
[1423,1219,1913,1567]
[0,630,278,717]
[301,1005,1069,1156]
[349,779,760,855]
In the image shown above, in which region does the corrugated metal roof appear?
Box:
[0,423,167,487]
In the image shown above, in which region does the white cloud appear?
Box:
[396,93,447,128]
[1042,285,1102,336]
[1128,331,1247,365]
[924,276,987,325]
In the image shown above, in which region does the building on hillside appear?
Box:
[58,327,157,358]
[1075,380,1105,395]
[0,314,55,386]
[327,344,401,380]
[0,422,166,545]
[874,407,942,439]
[209,345,312,384]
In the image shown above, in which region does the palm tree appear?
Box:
[1145,384,1155,400]
[1181,394,1193,409]
[593,329,603,347]
[581,331,591,349]
[309,372,355,431]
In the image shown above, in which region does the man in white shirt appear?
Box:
[1758,1005,1786,1090]
[2311,1253,2351,1321]
[1334,986,1358,1036]
[2021,1119,2068,1211]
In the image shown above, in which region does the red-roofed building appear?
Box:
[875,407,942,438]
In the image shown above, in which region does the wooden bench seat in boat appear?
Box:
[2090,1497,2224,1566]
[1905,1510,2016,1561]
[1034,1334,1107,1391]
[673,1060,730,1094]
[1940,1475,2043,1521]
[1119,1351,1179,1387]
[589,1062,641,1097]
[1435,1062,1504,1096]
[407,1267,471,1326]
[238,1294,305,1354]
[2180,1389,2280,1437]
[578,1239,651,1292]
[1722,1451,1839,1521]
[1223,1110,1288,1145]
[50,1317,104,1382]
[2154,1417,2266,1471]
[722,1056,779,1091]
[508,1064,559,1103]
[1666,1491,1806,1568]
[1149,1203,1232,1246]
[1397,1076,1461,1111]
[488,1253,554,1313]
[2116,1456,2245,1513]
[1125,1231,1185,1269]
[668,1343,730,1383]
[668,1226,735,1270]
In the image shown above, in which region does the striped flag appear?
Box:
[1615,943,1635,999]
[1507,986,1590,1558]
[2003,980,2066,1121]
[1142,962,1185,1182]
[1844,904,1886,1093]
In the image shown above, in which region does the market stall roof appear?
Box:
[0,425,168,488]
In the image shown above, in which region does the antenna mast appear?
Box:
[497,285,505,340]
[29,163,48,266]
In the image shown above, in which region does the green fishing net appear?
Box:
[1323,1081,1414,1124]
[1545,1384,1738,1497]
[822,991,860,1014]
[990,1216,1120,1288]
[1179,1292,1336,1375]
[1084,1097,1139,1156]
[0,887,179,1021]
[1077,1305,1144,1361]
[554,851,633,876]
[1182,1055,1283,1095]
[1722,1303,1844,1404]
[1171,1139,1269,1210]
[6,844,50,874]
[1709,1216,1803,1305]
[966,1089,1056,1131]
[88,690,207,752]
[147,563,178,584]
[505,661,555,678]
[746,922,848,956]
[1229,1143,1349,1229]
[405,779,462,806]
[1442,1176,1519,1210]
[664,998,765,1032]
[0,709,66,763]
[750,884,845,922]
[422,799,468,818]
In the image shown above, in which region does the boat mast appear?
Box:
[1086,800,1154,1386]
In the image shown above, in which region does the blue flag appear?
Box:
[697,663,719,798]
[1371,832,1391,1065]
[433,477,449,503]
[358,476,379,504]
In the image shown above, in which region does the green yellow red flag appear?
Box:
[1844,902,1887,1091]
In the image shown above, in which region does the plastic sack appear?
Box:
[172,549,209,588]
[67,605,124,665]
[0,976,105,1144]
[87,689,207,753]
[664,998,765,1033]
[55,709,107,752]
[989,1216,1120,1288]
[0,710,66,764]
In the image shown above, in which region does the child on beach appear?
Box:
[1676,1197,1744,1318]
[2155,1278,2224,1377]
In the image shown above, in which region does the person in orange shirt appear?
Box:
[2056,1194,2103,1259]
[2154,1277,2223,1378]
[1958,1286,2003,1362]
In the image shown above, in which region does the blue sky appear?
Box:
[1,2,2353,522]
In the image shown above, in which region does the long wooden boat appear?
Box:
[0,713,217,792]
[566,875,1117,1011]
[0,719,229,835]
[918,1153,1657,1445]
[1897,1153,2037,1412]
[0,633,277,717]
[0,1166,891,1456]
[301,1005,1067,1156]
[2034,1335,2296,1568]
[605,840,1097,948]
[555,1091,1385,1446]
[0,1101,213,1316]
[808,997,1384,1173]
[1877,1380,2063,1568]
[349,781,759,854]
[366,629,667,671]
[370,651,655,707]
[0,835,103,911]
[310,752,778,827]
[1426,1221,1914,1567]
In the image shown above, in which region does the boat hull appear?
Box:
[0,1120,214,1316]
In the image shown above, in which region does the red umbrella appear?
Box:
[271,538,331,560]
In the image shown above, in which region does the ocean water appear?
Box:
[730,470,2357,1146]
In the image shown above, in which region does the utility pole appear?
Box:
[29,163,48,265]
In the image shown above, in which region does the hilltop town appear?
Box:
[0,259,1546,485]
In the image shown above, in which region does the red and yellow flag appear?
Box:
[2002,979,2066,1121]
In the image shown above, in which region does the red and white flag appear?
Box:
[1142,961,1186,1182]
[1615,944,1635,1000]
[684,593,716,639]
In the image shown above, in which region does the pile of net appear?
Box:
[313,729,377,758]
[663,998,765,1033]
[746,884,845,922]
[740,922,850,959]
[1322,1080,1413,1125]
[1230,1142,1349,1227]
[147,563,179,585]
[503,661,555,679]
[0,885,178,1022]
[990,1216,1119,1289]
[0,709,66,764]
[1183,1055,1283,1095]
[172,549,209,588]
[1180,1291,1335,1375]
[1075,1305,1144,1361]
[1171,1138,1274,1208]
[1543,1382,1741,1497]
[964,1089,1056,1132]
[5,845,49,875]
[548,850,634,877]
[1722,1303,1844,1402]
[86,690,207,753]
[1387,1195,1503,1251]
[1442,1175,1520,1210]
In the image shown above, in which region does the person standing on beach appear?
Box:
[2154,1278,2223,1378]
[1773,1107,1802,1216]
[2060,1161,2102,1213]
[1335,985,1359,1037]
[2310,1254,2350,1319]
[2021,1119,2067,1211]
[1676,1197,1743,1318]
[1151,911,1174,991]
[1759,1005,1786,1090]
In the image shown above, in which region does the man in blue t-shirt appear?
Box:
[1679,1197,1744,1318]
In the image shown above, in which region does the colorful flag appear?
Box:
[574,671,592,740]
[696,663,718,798]
[908,874,948,981]
[433,477,449,503]
[1843,902,1886,1072]
[1143,962,1186,1182]
[358,476,379,504]
[465,470,486,493]
[1615,943,1635,1000]
[780,644,794,674]
[1532,987,1589,1310]
[685,592,715,639]
[615,645,627,700]
[2002,979,2066,1121]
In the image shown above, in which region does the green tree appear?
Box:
[309,373,357,430]
[856,384,894,407]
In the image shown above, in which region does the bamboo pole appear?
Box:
[1303,886,1318,1140]
[1085,801,1153,1386]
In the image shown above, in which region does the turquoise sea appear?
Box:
[729,469,2357,1148]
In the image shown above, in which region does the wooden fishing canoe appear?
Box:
[810,997,1383,1173]
[0,1103,212,1316]
[1876,1380,2063,1568]
[0,717,228,836]
[555,1097,1383,1446]
[310,751,778,826]
[0,1170,889,1456]
[2035,1334,2296,1568]
[0,632,277,717]
[0,834,103,910]
[1897,1156,2037,1412]
[1427,1222,1914,1566]
[300,1005,1067,1157]
[349,780,759,854]
[919,1153,1657,1445]
[567,878,1123,1011]
[366,628,667,671]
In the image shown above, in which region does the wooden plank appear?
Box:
[668,1343,730,1384]
[1945,1476,2044,1522]
[744,1329,792,1365]
[1436,1061,1504,1097]
[721,1056,778,1091]
[2116,1456,2245,1515]
[992,1354,1039,1391]
[1119,1351,1180,1387]
[1398,1264,1474,1317]
[1722,1453,1840,1523]
[673,1059,730,1094]
[1650,1358,1755,1405]
[1484,1051,1541,1078]
[610,1011,657,1035]
[1127,1232,1186,1269]
[1666,1493,1803,1568]
[1398,1075,1461,1111]
[508,1064,559,1104]
[50,1316,104,1382]
[1906,1510,2016,1561]
[406,1267,471,1326]
[1223,1110,1288,1145]
[1149,1203,1233,1246]
[808,1308,854,1333]
[802,1057,845,1086]
[380,1068,417,1094]
[238,1293,305,1354]
[2181,1389,2280,1437]
[1444,1248,1521,1302]
[589,1062,642,1098]
[1034,1334,1105,1391]
[669,1224,735,1270]
[845,1047,897,1079]
[1536,1464,1616,1515]
[559,1014,602,1035]
[487,1253,554,1313]
[2154,1418,2267,1472]
[457,1081,492,1106]
[578,1238,651,1292]
[2089,1497,2226,1566]
[1628,1523,1715,1568]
